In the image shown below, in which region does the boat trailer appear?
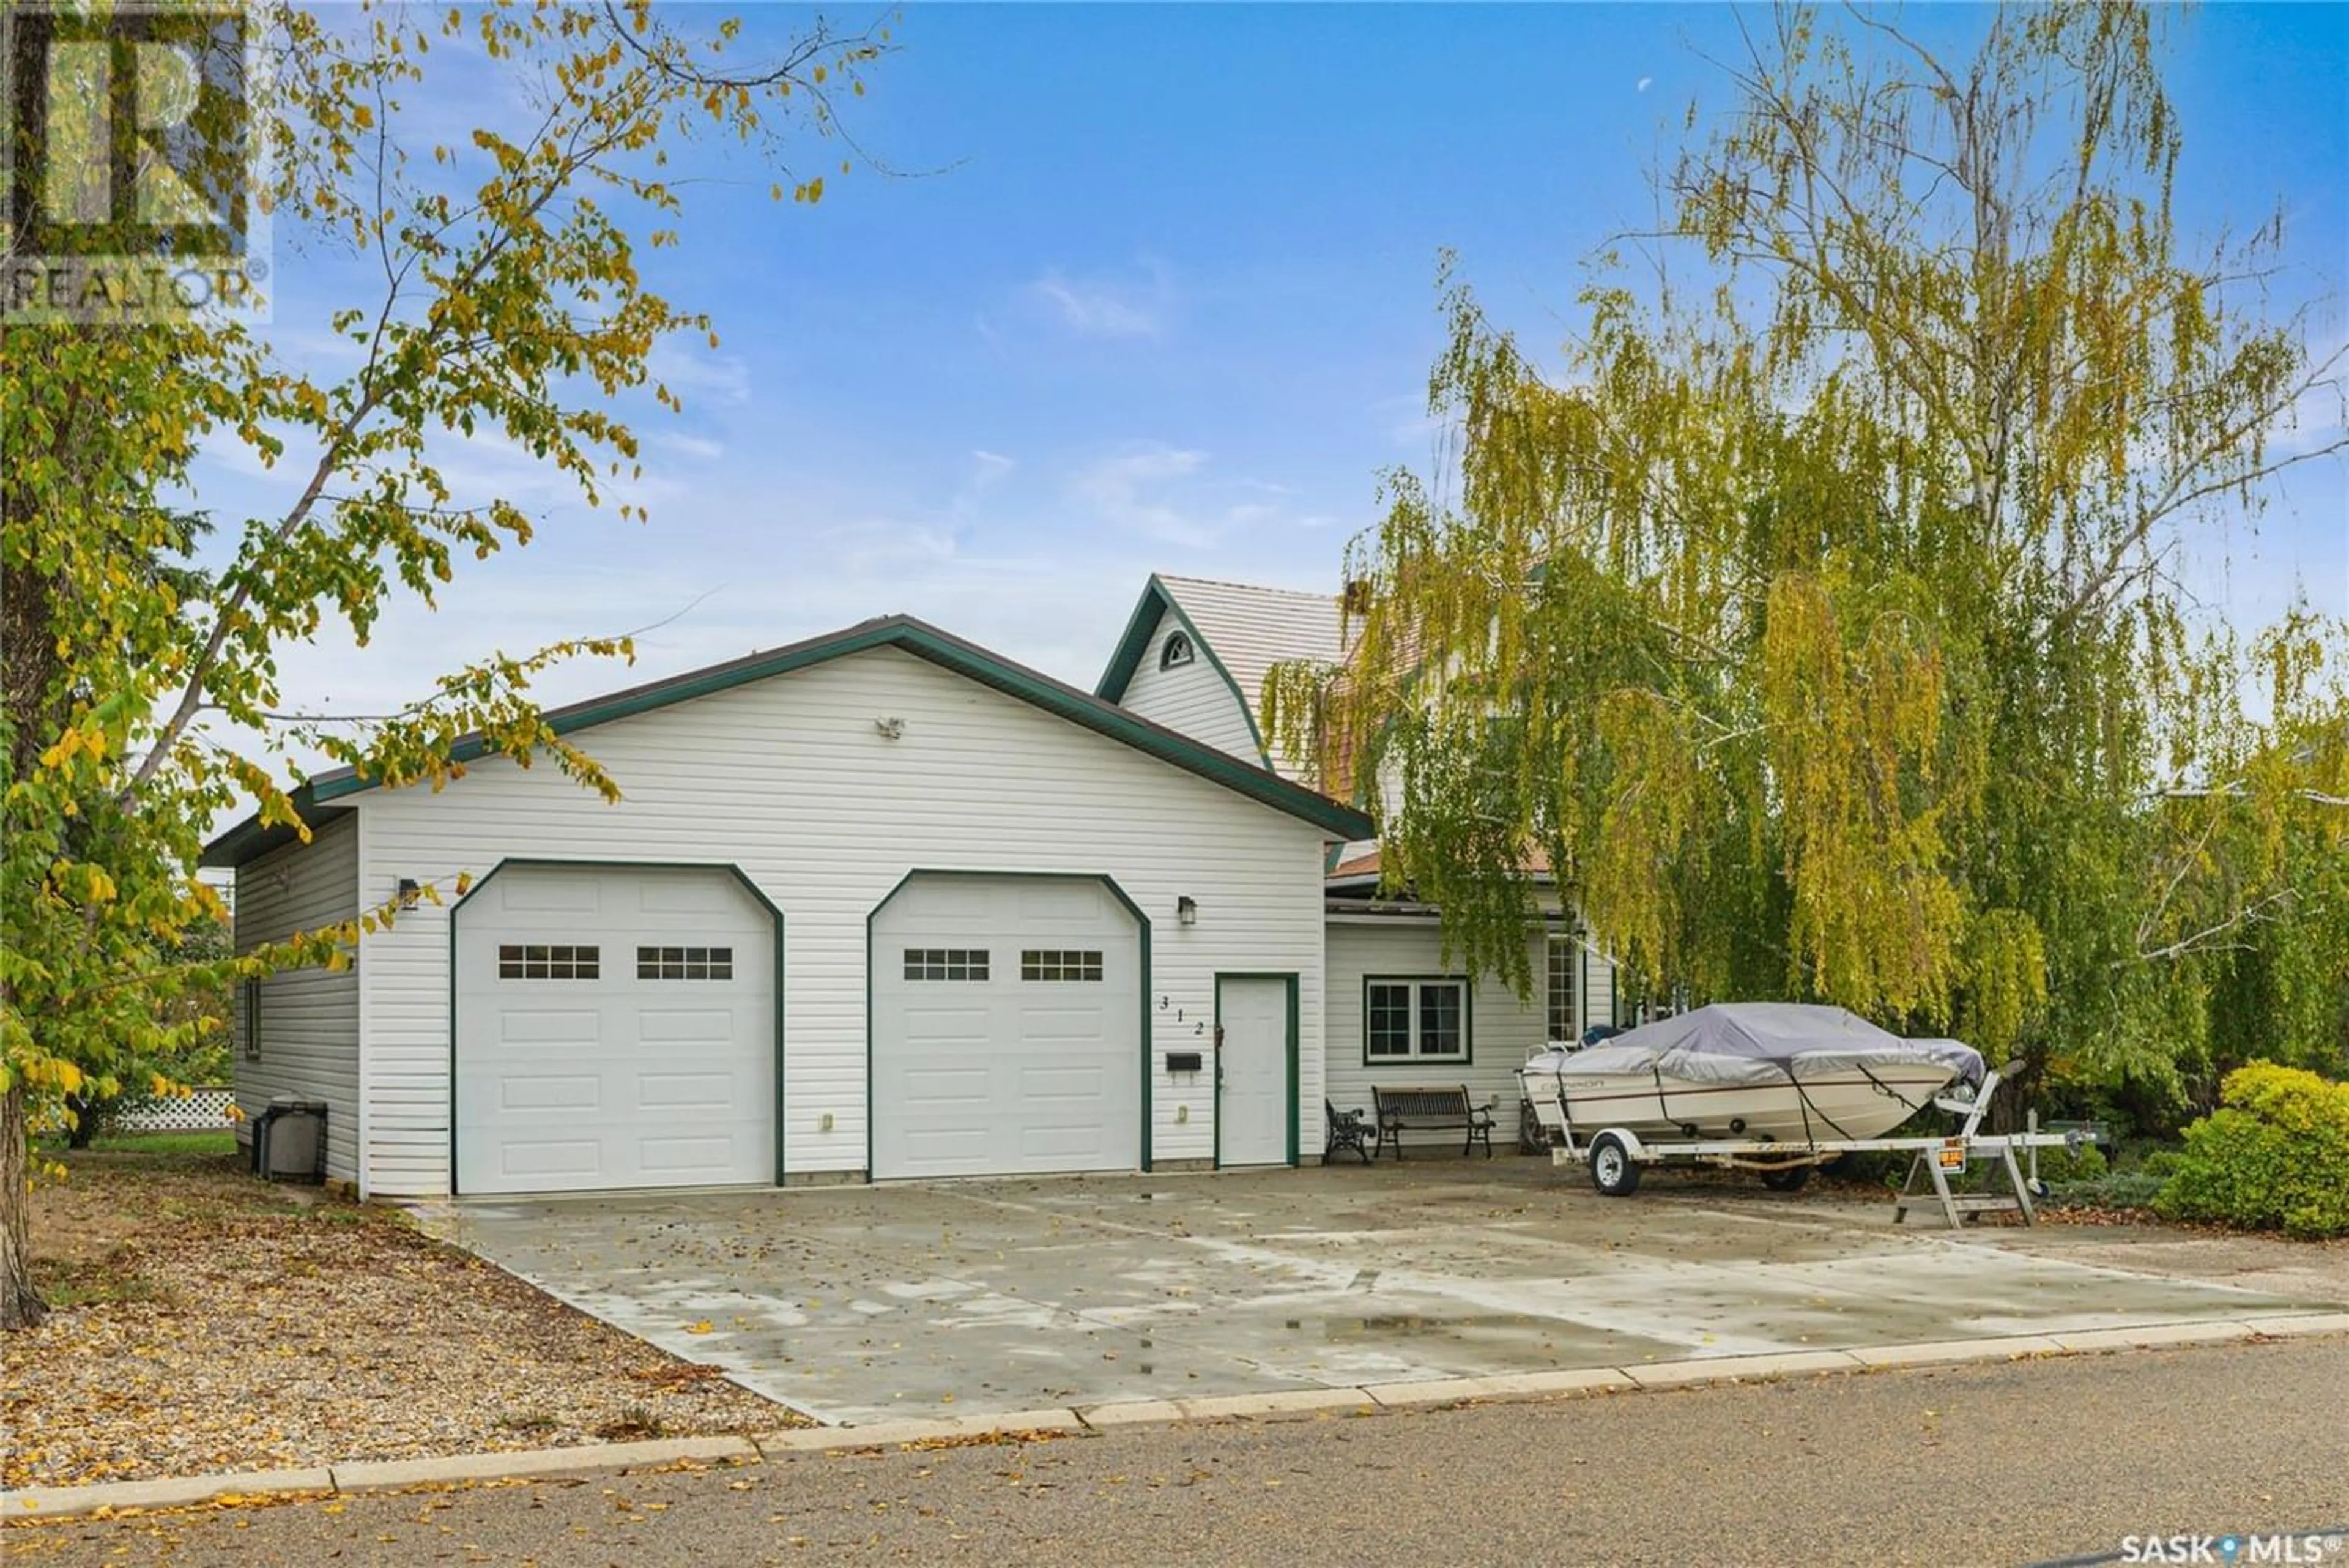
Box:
[1530,1063,2090,1228]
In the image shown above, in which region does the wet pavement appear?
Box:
[418,1159,2339,1425]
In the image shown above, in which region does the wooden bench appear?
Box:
[1371,1085,1497,1160]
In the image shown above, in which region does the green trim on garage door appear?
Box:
[865,868,1154,1179]
[1212,972,1301,1169]
[447,858,786,1194]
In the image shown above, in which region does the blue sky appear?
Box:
[193,2,2347,730]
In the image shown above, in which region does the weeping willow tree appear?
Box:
[1268,3,2348,1121]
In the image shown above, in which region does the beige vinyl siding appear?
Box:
[355,645,1331,1197]
[231,814,361,1181]
[1115,607,1261,764]
[1321,920,1548,1151]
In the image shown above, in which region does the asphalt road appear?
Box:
[13,1339,2348,1567]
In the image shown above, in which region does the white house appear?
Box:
[1097,574,1622,1129]
[206,616,1371,1198]
[212,581,1625,1199]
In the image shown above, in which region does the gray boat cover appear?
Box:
[1532,1003,1985,1087]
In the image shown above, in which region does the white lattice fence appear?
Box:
[111,1087,237,1133]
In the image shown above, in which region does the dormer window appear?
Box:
[1159,630,1196,670]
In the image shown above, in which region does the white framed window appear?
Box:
[1546,935,1580,1044]
[1159,630,1195,670]
[904,948,989,982]
[1364,977,1469,1063]
[1022,949,1104,982]
[639,946,733,981]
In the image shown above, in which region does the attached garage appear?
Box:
[869,872,1143,1180]
[452,861,779,1195]
[206,616,1368,1198]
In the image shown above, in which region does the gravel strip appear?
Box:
[2,1150,804,1490]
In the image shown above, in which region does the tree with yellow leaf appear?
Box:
[1269,4,2347,1126]
[2,1,895,1328]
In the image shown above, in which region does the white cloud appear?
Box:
[1069,444,1215,546]
[1638,75,1654,93]
[970,450,1016,488]
[646,339,752,407]
[1029,264,1171,340]
[652,431,727,462]
[1064,443,1329,551]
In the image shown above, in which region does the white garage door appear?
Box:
[454,863,774,1195]
[871,874,1141,1180]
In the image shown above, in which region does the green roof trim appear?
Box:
[199,796,346,871]
[1093,574,1270,765]
[202,615,1372,868]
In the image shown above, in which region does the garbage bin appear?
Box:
[251,1097,328,1183]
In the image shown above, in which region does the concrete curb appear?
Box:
[8,1313,2344,1522]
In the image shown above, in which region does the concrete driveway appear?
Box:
[423,1161,2340,1425]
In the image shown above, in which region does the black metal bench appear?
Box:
[1371,1085,1497,1160]
[1323,1099,1377,1165]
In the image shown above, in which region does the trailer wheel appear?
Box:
[1761,1165,1812,1193]
[1589,1133,1641,1197]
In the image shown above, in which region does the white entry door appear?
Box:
[1217,975,1292,1166]
[453,863,774,1195]
[870,873,1141,1180]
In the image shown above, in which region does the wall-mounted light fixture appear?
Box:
[395,877,422,909]
[1176,895,1197,927]
[874,716,905,740]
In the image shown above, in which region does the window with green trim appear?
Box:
[1365,978,1468,1062]
[1160,630,1195,670]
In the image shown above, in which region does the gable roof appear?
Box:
[202,614,1375,869]
[1094,573,1345,772]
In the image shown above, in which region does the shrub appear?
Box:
[2045,1170,2169,1211]
[2153,1063,2349,1239]
[2032,1140,2108,1185]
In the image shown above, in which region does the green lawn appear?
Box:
[80,1129,240,1157]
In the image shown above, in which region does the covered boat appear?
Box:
[1518,1003,1984,1145]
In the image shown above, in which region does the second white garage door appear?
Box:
[870,874,1142,1180]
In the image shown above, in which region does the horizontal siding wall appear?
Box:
[1323,921,1548,1154]
[356,646,1330,1197]
[232,814,362,1181]
[1115,608,1261,764]
[1583,944,1617,1031]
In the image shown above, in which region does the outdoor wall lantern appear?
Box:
[395,877,422,908]
[1176,895,1198,926]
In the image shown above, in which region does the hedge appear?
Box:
[2153,1063,2349,1239]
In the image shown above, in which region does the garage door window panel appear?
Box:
[637,945,733,981]
[1365,977,1470,1064]
[1021,949,1103,982]
[498,944,601,980]
[904,948,990,981]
